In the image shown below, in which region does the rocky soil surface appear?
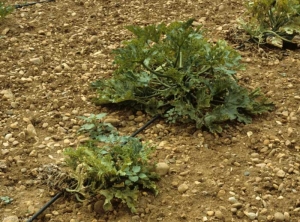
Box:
[0,0,300,221]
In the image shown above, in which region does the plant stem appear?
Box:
[141,61,175,80]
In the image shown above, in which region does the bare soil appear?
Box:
[0,0,300,222]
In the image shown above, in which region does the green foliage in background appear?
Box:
[239,0,300,46]
[64,114,159,213]
[92,19,273,133]
[0,1,14,19]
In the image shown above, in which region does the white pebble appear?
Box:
[178,183,189,193]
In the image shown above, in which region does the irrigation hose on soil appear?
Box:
[14,0,55,9]
[26,192,63,222]
[26,114,160,221]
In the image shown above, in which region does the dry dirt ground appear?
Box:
[1,0,300,221]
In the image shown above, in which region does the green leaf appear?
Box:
[115,187,139,213]
[129,176,139,182]
[132,166,141,173]
[138,173,148,179]
[95,113,107,120]
[81,123,95,130]
[100,190,114,212]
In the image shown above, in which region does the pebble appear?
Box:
[285,140,291,146]
[1,89,15,101]
[29,150,37,157]
[217,189,226,198]
[245,212,257,220]
[10,102,18,108]
[30,57,44,65]
[103,118,120,126]
[214,210,224,219]
[82,64,88,70]
[276,170,285,178]
[2,149,9,155]
[158,141,168,148]
[207,211,214,216]
[274,212,285,222]
[134,116,144,122]
[287,127,293,137]
[155,162,169,176]
[218,5,225,11]
[54,65,62,72]
[62,63,70,70]
[10,122,18,129]
[232,202,243,209]
[63,139,71,145]
[178,183,189,193]
[2,216,19,222]
[26,124,37,139]
[244,171,250,176]
[2,27,10,35]
[52,210,59,215]
[4,134,13,140]
[131,215,140,221]
[228,197,238,203]
[284,212,290,221]
[94,200,105,213]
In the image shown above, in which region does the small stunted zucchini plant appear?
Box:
[0,1,14,19]
[239,0,300,47]
[92,19,273,133]
[64,114,159,213]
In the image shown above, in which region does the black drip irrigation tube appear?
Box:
[27,192,63,222]
[26,114,160,222]
[14,0,55,9]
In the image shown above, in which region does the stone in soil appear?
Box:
[2,215,19,222]
[155,162,169,176]
[178,183,189,193]
[274,212,285,222]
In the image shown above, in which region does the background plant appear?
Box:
[64,137,158,213]
[239,0,300,46]
[0,1,14,20]
[92,19,273,133]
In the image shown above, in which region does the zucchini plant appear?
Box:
[239,0,300,47]
[92,19,273,133]
[64,114,158,213]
